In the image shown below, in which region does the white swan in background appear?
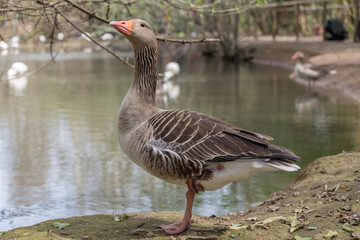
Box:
[8,62,28,75]
[39,35,46,42]
[101,33,113,41]
[57,32,64,40]
[9,36,19,49]
[164,62,180,81]
[162,79,180,99]
[0,41,8,56]
[164,62,180,98]
[157,62,181,99]
[0,41,8,50]
[81,32,92,42]
[156,62,181,106]
[7,62,29,96]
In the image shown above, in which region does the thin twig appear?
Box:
[63,0,109,24]
[229,216,286,230]
[156,36,221,44]
[49,12,58,61]
[56,10,134,68]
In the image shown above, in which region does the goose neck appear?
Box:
[132,45,158,105]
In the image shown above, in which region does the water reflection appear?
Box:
[8,77,28,96]
[0,52,359,231]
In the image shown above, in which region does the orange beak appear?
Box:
[291,54,297,60]
[110,20,134,35]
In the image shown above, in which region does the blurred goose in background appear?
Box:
[292,51,336,87]
[110,19,300,235]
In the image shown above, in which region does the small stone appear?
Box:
[320,192,329,198]
[247,224,255,231]
[350,218,359,226]
[310,185,321,190]
[352,231,360,240]
[341,196,350,201]
[293,192,300,197]
[268,206,280,212]
[304,210,314,214]
[294,208,302,213]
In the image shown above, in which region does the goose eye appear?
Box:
[141,24,145,27]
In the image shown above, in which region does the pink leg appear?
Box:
[159,179,200,235]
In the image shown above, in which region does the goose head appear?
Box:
[110,19,157,49]
[291,51,304,60]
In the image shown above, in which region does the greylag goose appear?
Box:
[292,51,321,82]
[110,19,300,235]
[291,51,336,87]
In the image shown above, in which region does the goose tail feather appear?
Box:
[261,144,301,172]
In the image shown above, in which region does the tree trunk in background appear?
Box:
[233,13,239,55]
[322,2,328,40]
[202,11,241,60]
[257,11,270,35]
[300,7,307,34]
[252,11,258,40]
[272,9,277,41]
[295,4,300,41]
[215,13,240,60]
[355,0,360,42]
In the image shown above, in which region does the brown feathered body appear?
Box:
[119,107,300,191]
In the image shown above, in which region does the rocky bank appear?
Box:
[1,152,359,240]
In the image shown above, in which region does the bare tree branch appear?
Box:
[156,36,221,44]
[63,0,110,24]
[55,9,134,69]
[62,0,221,44]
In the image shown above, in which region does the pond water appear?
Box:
[1,50,360,231]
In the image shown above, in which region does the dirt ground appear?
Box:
[1,152,359,240]
[247,40,360,103]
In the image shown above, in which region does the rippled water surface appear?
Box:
[1,51,360,231]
